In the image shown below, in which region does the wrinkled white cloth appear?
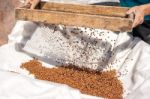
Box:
[1,20,99,99]
[0,43,101,99]
[0,69,81,99]
[0,20,149,99]
[0,0,150,98]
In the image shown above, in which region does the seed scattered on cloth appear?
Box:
[21,59,123,99]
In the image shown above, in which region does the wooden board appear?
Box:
[39,2,129,18]
[15,2,133,32]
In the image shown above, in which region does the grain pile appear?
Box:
[21,59,123,99]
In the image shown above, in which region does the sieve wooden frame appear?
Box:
[15,2,133,32]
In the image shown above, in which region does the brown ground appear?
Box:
[0,0,22,45]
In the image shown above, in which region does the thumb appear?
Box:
[30,0,39,9]
[126,8,136,15]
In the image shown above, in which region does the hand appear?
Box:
[127,6,145,28]
[25,0,40,9]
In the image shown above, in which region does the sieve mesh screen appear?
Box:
[23,23,118,70]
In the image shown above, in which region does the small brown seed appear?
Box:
[21,59,123,99]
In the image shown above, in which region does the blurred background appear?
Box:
[0,0,22,45]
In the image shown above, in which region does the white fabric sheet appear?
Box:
[0,0,150,98]
[0,69,81,99]
[0,20,104,99]
[0,21,149,99]
[0,43,101,99]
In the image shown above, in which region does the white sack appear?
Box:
[0,0,149,99]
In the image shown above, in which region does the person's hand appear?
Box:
[25,0,40,9]
[127,6,145,28]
